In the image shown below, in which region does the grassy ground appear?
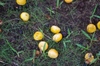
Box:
[0,0,100,66]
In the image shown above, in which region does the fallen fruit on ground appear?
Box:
[16,0,26,5]
[35,50,40,57]
[52,33,62,42]
[87,24,96,33]
[65,0,73,3]
[48,49,58,58]
[85,53,94,64]
[38,41,48,51]
[20,12,30,22]
[33,31,44,41]
[50,25,61,34]
[97,21,100,30]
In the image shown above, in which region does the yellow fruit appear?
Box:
[53,33,62,42]
[20,12,30,22]
[38,41,48,51]
[50,25,61,34]
[48,49,58,58]
[85,53,94,64]
[87,24,96,33]
[97,21,100,29]
[16,0,26,5]
[33,31,44,41]
[65,0,73,3]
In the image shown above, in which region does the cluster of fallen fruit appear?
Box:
[87,21,100,33]
[15,0,71,59]
[85,22,100,64]
[0,0,100,65]
[33,25,62,59]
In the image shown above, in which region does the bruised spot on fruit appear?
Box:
[85,53,94,64]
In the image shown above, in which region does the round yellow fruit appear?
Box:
[33,31,44,41]
[20,12,30,22]
[48,49,58,58]
[87,24,96,33]
[65,0,73,3]
[16,0,26,5]
[97,21,100,29]
[50,25,61,34]
[85,53,94,64]
[53,33,62,42]
[38,41,48,51]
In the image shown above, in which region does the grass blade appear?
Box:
[6,40,18,54]
[66,28,73,39]
[68,28,71,35]
[90,58,98,65]
[43,43,46,52]
[81,30,91,39]
[24,57,33,62]
[63,41,67,48]
[47,7,55,15]
[65,40,71,43]
[76,43,87,50]
[24,50,36,62]
[60,1,63,6]
[56,0,63,8]
[17,51,24,57]
[93,15,100,19]
[96,51,100,56]
[56,0,60,8]
[90,4,98,20]
[63,40,71,48]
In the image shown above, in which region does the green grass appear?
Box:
[0,0,100,66]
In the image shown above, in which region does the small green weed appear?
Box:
[56,0,63,8]
[0,2,5,6]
